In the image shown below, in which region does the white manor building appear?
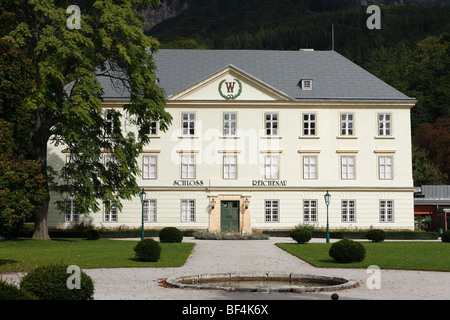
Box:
[47,49,417,233]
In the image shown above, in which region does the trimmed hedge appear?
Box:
[442,230,450,243]
[365,229,386,242]
[159,227,183,243]
[20,264,94,300]
[134,238,161,262]
[0,279,38,300]
[329,238,366,263]
[263,230,440,240]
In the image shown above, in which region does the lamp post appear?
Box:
[324,190,331,243]
[139,188,146,241]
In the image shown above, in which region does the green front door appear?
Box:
[221,201,239,232]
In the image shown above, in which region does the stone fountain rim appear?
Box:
[166,272,358,293]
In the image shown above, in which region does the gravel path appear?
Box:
[2,237,449,300]
[83,237,450,300]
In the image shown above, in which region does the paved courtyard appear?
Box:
[80,237,449,300]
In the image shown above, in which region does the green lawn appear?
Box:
[277,242,450,271]
[0,239,195,272]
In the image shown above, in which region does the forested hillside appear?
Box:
[147,0,450,184]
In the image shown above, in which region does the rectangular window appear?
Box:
[143,155,157,179]
[303,200,317,222]
[342,200,356,222]
[105,110,114,136]
[223,112,237,136]
[303,156,317,179]
[341,156,355,180]
[182,112,195,136]
[380,200,393,222]
[379,156,393,180]
[181,199,195,222]
[378,114,392,136]
[223,155,237,179]
[265,200,279,222]
[149,121,158,136]
[64,200,79,223]
[302,113,316,136]
[143,199,157,222]
[104,203,118,222]
[264,113,278,136]
[181,155,196,179]
[340,113,354,136]
[104,155,117,171]
[265,156,279,180]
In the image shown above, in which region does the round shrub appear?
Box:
[329,238,366,263]
[0,279,38,300]
[20,264,94,300]
[85,228,100,240]
[442,230,450,243]
[159,227,183,243]
[290,229,312,244]
[366,229,386,242]
[134,238,161,262]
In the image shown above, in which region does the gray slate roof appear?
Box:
[415,185,450,205]
[100,49,416,102]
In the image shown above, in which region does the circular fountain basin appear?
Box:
[166,273,358,293]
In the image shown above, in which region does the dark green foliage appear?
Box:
[0,279,38,300]
[85,228,100,240]
[20,264,94,300]
[442,230,450,243]
[289,227,312,244]
[159,227,183,243]
[134,238,161,262]
[366,229,386,242]
[329,238,366,263]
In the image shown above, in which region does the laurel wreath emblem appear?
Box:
[218,78,242,100]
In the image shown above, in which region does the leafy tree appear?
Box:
[1,0,172,240]
[413,117,450,182]
[412,145,448,185]
[0,39,47,238]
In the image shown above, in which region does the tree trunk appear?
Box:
[32,195,50,240]
[31,114,51,240]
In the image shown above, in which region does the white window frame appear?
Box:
[378,113,392,136]
[223,112,237,136]
[149,120,158,136]
[301,79,312,90]
[104,154,117,171]
[143,155,157,179]
[340,113,354,136]
[303,156,317,179]
[104,203,118,222]
[341,156,355,180]
[302,113,316,136]
[181,112,195,136]
[223,155,237,180]
[341,200,356,222]
[379,156,393,180]
[265,200,279,222]
[143,199,157,222]
[105,110,114,136]
[264,155,279,180]
[64,199,79,223]
[181,155,196,179]
[264,113,278,136]
[181,199,195,222]
[303,200,317,223]
[380,200,394,223]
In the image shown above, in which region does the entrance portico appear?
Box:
[208,195,251,233]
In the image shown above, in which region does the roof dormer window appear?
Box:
[300,79,312,90]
